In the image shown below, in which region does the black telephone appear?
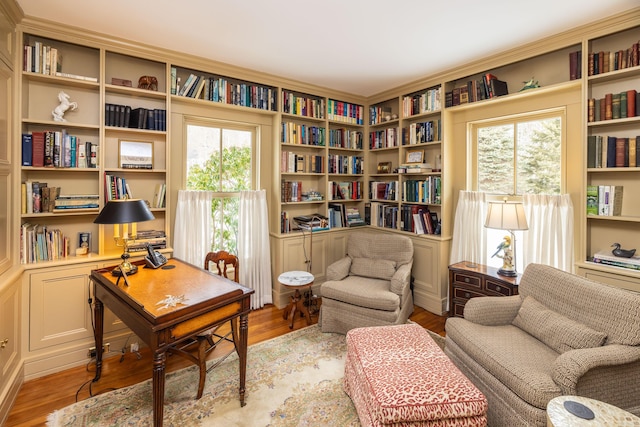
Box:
[145,244,167,269]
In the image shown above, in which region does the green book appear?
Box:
[586,185,598,215]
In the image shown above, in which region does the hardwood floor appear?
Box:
[5,304,447,427]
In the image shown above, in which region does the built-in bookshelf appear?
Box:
[583,24,640,280]
[19,33,169,263]
[171,65,277,111]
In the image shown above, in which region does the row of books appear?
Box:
[328,204,365,228]
[327,99,364,125]
[23,42,62,76]
[366,202,399,230]
[173,71,276,111]
[22,131,98,169]
[568,50,583,80]
[280,152,325,173]
[22,180,99,214]
[369,127,400,149]
[281,90,325,119]
[402,177,442,205]
[105,104,167,131]
[445,74,508,108]
[587,41,640,76]
[400,205,440,235]
[281,180,304,202]
[152,184,166,208]
[591,250,640,271]
[20,223,71,264]
[327,155,364,175]
[587,90,639,122]
[402,87,442,117]
[328,180,363,201]
[586,185,623,216]
[280,122,326,146]
[405,120,441,145]
[328,128,364,149]
[369,105,394,125]
[105,173,133,201]
[370,181,399,201]
[587,135,639,168]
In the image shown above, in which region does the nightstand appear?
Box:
[448,262,520,317]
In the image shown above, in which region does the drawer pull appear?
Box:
[496,286,502,292]
[464,278,470,283]
[464,292,471,298]
[0,338,8,349]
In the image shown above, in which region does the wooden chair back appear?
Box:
[204,251,239,283]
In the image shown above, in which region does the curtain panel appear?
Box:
[173,190,214,267]
[238,190,273,309]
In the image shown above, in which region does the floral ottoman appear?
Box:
[344,323,487,427]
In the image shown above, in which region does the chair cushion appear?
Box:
[350,257,397,280]
[322,275,399,311]
[512,296,607,353]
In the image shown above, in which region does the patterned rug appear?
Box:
[47,325,359,427]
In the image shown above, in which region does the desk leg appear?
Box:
[238,313,248,407]
[152,351,167,427]
[92,297,104,382]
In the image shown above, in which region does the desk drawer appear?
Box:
[451,272,481,289]
[170,302,242,340]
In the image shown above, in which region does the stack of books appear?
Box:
[127,229,167,252]
[53,194,99,212]
[294,214,329,231]
[592,250,640,271]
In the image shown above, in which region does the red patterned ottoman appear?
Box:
[344,323,487,427]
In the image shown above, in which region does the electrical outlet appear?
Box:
[87,343,110,358]
[130,342,139,353]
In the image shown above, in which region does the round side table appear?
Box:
[279,271,314,329]
[547,395,640,426]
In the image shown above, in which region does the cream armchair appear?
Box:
[319,231,414,334]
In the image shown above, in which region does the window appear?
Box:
[475,112,562,195]
[185,120,255,253]
[472,110,564,271]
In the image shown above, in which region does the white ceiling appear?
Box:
[15,0,639,97]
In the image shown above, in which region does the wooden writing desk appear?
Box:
[91,258,254,427]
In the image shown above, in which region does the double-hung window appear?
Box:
[185,120,255,254]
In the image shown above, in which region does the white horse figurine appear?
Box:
[52,91,78,122]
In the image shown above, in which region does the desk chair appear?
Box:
[168,250,240,399]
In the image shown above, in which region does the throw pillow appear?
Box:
[350,258,397,280]
[513,296,607,353]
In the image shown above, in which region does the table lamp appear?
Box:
[94,199,155,276]
[484,199,528,277]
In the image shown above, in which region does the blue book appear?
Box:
[22,133,33,166]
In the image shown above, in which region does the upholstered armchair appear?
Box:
[319,231,414,334]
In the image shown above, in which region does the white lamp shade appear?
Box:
[485,202,528,231]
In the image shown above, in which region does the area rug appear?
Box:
[47,325,359,426]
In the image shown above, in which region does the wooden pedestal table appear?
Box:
[279,271,314,329]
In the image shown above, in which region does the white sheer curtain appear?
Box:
[450,191,488,265]
[173,190,214,267]
[522,193,574,272]
[238,190,273,309]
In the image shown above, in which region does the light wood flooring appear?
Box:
[5,304,447,426]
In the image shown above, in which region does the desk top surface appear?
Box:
[91,258,253,322]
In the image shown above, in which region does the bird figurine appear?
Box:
[492,235,512,258]
[611,243,636,258]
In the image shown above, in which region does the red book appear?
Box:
[31,131,45,167]
[615,138,628,167]
[604,93,613,120]
[627,89,637,117]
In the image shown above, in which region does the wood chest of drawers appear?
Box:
[448,262,519,317]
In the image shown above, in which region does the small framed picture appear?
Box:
[119,140,153,169]
[377,161,392,174]
[406,149,424,164]
[78,232,91,253]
